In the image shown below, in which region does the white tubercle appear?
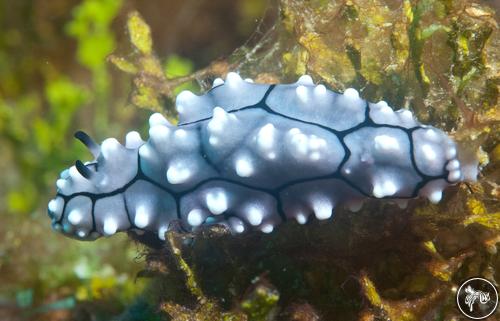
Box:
[77,230,86,238]
[445,146,457,159]
[187,209,205,227]
[226,72,242,86]
[446,160,460,171]
[343,88,360,100]
[56,179,67,190]
[60,169,70,179]
[312,197,333,220]
[424,129,439,142]
[207,107,224,132]
[373,101,392,114]
[205,189,228,215]
[158,226,168,240]
[174,129,187,140]
[138,144,154,159]
[421,144,437,161]
[295,212,308,224]
[101,138,122,159]
[374,135,400,151]
[314,84,327,95]
[48,197,64,216]
[292,134,308,156]
[420,180,447,204]
[208,106,236,133]
[297,74,314,85]
[296,85,308,102]
[257,123,276,150]
[244,78,254,83]
[229,217,245,233]
[308,135,326,149]
[68,209,83,225]
[261,224,274,234]
[373,179,398,198]
[212,77,224,87]
[125,131,144,149]
[235,156,254,177]
[176,90,197,114]
[375,101,389,109]
[428,190,442,204]
[176,90,197,103]
[246,205,264,226]
[399,109,413,120]
[448,170,461,182]
[134,205,149,228]
[103,218,118,236]
[149,113,170,127]
[166,163,192,184]
[309,152,321,161]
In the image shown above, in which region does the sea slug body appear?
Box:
[48,72,464,241]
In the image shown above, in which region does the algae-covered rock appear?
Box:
[113,1,499,320]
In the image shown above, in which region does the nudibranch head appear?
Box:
[48,131,147,240]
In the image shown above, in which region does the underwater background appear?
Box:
[0,0,499,320]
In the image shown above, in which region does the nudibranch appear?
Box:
[48,72,465,241]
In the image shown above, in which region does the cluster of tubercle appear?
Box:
[48,72,464,241]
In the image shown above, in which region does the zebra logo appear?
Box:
[464,285,491,312]
[457,277,498,319]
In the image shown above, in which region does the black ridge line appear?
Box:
[57,85,451,231]
[407,127,452,196]
[407,127,428,197]
[123,193,135,228]
[274,193,287,222]
[57,198,68,226]
[178,82,451,198]
[178,84,414,139]
[175,85,441,198]
[190,89,276,183]
[135,154,182,221]
[174,193,181,221]
[177,84,276,127]
[334,101,370,195]
[90,198,96,233]
[179,84,435,200]
[175,82,441,200]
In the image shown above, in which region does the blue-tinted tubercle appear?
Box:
[48,73,463,240]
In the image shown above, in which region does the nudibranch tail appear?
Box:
[48,72,466,241]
